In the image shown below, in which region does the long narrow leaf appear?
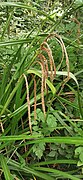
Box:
[0,2,56,23]
[31,159,77,167]
[0,154,12,180]
[33,167,80,180]
[0,136,83,146]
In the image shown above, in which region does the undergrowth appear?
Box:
[0,1,83,180]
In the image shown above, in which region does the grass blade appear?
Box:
[0,154,13,180]
[33,167,80,180]
[0,136,83,146]
[31,159,77,167]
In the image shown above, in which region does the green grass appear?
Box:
[0,1,83,179]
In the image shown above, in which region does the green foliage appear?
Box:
[33,142,45,159]
[75,147,83,166]
[0,154,13,180]
[0,0,83,179]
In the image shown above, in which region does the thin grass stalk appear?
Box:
[0,122,4,133]
[6,0,10,38]
[34,77,37,121]
[1,9,14,40]
[21,118,27,162]
[23,74,32,134]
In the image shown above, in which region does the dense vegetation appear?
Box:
[0,0,83,179]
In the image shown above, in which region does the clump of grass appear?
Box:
[0,1,83,180]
